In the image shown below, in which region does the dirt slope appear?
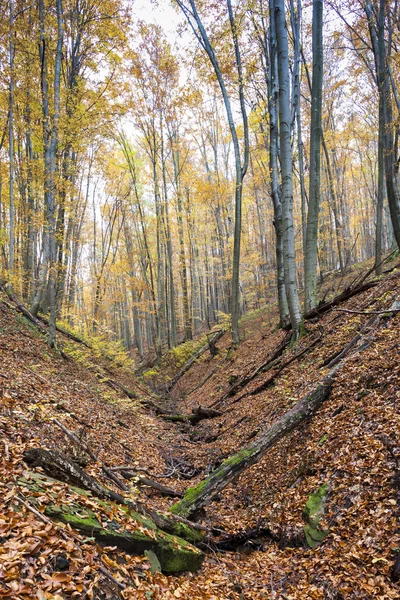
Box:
[1,261,400,599]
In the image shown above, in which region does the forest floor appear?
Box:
[0,258,400,599]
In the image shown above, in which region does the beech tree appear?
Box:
[30,0,64,348]
[273,0,302,337]
[304,0,323,313]
[0,0,397,355]
[176,0,249,346]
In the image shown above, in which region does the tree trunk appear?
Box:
[171,378,333,518]
[8,0,15,286]
[304,0,323,312]
[267,0,289,327]
[274,0,302,337]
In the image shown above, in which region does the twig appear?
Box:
[53,418,97,461]
[14,494,54,525]
[22,365,51,385]
[334,308,400,315]
[98,564,126,590]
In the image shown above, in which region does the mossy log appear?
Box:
[22,448,202,543]
[171,378,333,519]
[17,472,204,573]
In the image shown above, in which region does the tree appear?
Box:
[30,0,64,349]
[176,0,249,345]
[304,0,323,313]
[273,0,302,337]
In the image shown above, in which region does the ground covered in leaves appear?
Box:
[1,259,400,599]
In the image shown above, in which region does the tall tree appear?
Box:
[30,0,64,348]
[176,0,249,345]
[304,0,323,312]
[274,0,302,337]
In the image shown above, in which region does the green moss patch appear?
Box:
[303,483,329,548]
[17,471,204,573]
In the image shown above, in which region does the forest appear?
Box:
[0,0,399,599]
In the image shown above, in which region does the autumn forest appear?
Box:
[0,0,398,354]
[0,0,400,598]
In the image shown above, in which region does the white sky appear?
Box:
[132,0,184,41]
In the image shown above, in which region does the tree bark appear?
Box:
[274,0,302,338]
[171,378,333,518]
[304,0,323,312]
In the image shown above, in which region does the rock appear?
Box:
[51,554,70,571]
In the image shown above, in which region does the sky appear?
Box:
[132,0,184,42]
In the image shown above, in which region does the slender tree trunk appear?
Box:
[304,0,323,313]
[32,0,63,349]
[160,121,177,347]
[274,0,302,337]
[178,0,249,346]
[8,0,15,288]
[267,0,289,327]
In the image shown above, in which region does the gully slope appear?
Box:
[1,261,400,599]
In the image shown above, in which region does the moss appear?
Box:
[168,522,204,544]
[170,479,207,516]
[171,448,258,517]
[219,448,257,468]
[46,505,100,531]
[303,483,329,548]
[46,502,203,572]
[304,524,329,548]
[18,471,203,573]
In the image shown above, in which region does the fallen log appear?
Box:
[161,406,222,425]
[0,284,47,333]
[17,471,204,573]
[106,377,137,399]
[304,280,379,320]
[204,416,250,444]
[22,447,203,543]
[192,406,222,419]
[23,448,126,503]
[165,330,224,393]
[161,414,199,424]
[171,299,396,520]
[325,315,378,370]
[118,470,183,498]
[140,398,173,415]
[233,334,322,402]
[170,379,333,519]
[37,314,92,348]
